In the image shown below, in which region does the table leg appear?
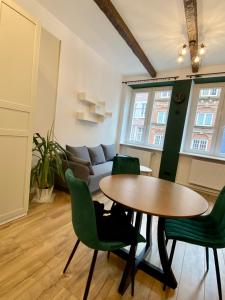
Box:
[146,215,152,250]
[118,212,143,294]
[157,217,177,289]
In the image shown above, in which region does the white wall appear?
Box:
[16,0,122,147]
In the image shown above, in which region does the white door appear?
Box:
[0,0,40,224]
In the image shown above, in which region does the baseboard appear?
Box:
[0,208,27,225]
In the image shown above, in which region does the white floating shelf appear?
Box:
[76,91,112,124]
[89,104,105,116]
[75,112,99,124]
[77,92,97,105]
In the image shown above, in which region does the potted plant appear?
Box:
[30,130,66,203]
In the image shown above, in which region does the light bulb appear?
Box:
[194,55,200,63]
[181,44,187,55]
[199,44,205,55]
[177,55,183,63]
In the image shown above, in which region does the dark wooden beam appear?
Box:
[183,0,199,73]
[93,0,156,77]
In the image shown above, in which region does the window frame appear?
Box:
[183,82,225,158]
[126,86,172,149]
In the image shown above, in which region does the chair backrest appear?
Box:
[65,169,100,249]
[209,185,225,229]
[112,156,140,175]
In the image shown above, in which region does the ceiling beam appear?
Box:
[183,0,199,73]
[93,0,157,77]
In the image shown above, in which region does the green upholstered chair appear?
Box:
[111,155,140,224]
[63,169,145,300]
[165,186,225,300]
[112,155,141,175]
[111,156,152,248]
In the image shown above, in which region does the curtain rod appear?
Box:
[122,76,179,85]
[186,71,225,79]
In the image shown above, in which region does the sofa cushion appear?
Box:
[89,161,113,192]
[92,161,112,176]
[70,155,94,175]
[101,144,116,161]
[88,145,106,165]
[66,145,91,162]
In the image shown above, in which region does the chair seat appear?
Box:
[98,233,146,251]
[165,218,225,249]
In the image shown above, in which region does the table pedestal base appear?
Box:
[114,215,177,295]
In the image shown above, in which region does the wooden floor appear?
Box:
[0,190,224,300]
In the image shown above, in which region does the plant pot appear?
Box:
[32,186,55,203]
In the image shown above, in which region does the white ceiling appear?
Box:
[36,0,225,76]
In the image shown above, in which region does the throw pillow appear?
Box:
[70,155,94,175]
[66,145,91,162]
[101,144,116,161]
[88,145,106,165]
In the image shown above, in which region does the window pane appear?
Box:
[199,139,208,151]
[157,111,167,124]
[205,113,213,126]
[148,90,171,147]
[196,113,204,125]
[192,139,200,150]
[190,87,221,153]
[129,93,148,143]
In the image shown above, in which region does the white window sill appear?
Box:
[179,151,225,163]
[120,142,163,153]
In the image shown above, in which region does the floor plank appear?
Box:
[0,190,221,300]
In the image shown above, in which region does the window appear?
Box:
[183,84,225,157]
[154,135,163,145]
[191,139,208,151]
[127,88,172,148]
[130,126,144,142]
[133,102,146,118]
[157,111,167,124]
[196,113,213,126]
[200,88,219,97]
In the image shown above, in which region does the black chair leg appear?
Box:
[163,239,177,290]
[168,240,177,266]
[107,251,110,260]
[205,247,209,272]
[63,239,80,273]
[130,244,136,296]
[83,250,98,300]
[213,248,222,300]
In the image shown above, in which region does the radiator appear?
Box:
[189,159,225,190]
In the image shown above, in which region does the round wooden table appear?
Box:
[99,174,208,293]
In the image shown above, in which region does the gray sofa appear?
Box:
[56,144,116,193]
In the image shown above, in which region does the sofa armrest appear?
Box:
[64,160,90,184]
[55,159,90,190]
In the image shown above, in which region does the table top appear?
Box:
[99,175,208,218]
